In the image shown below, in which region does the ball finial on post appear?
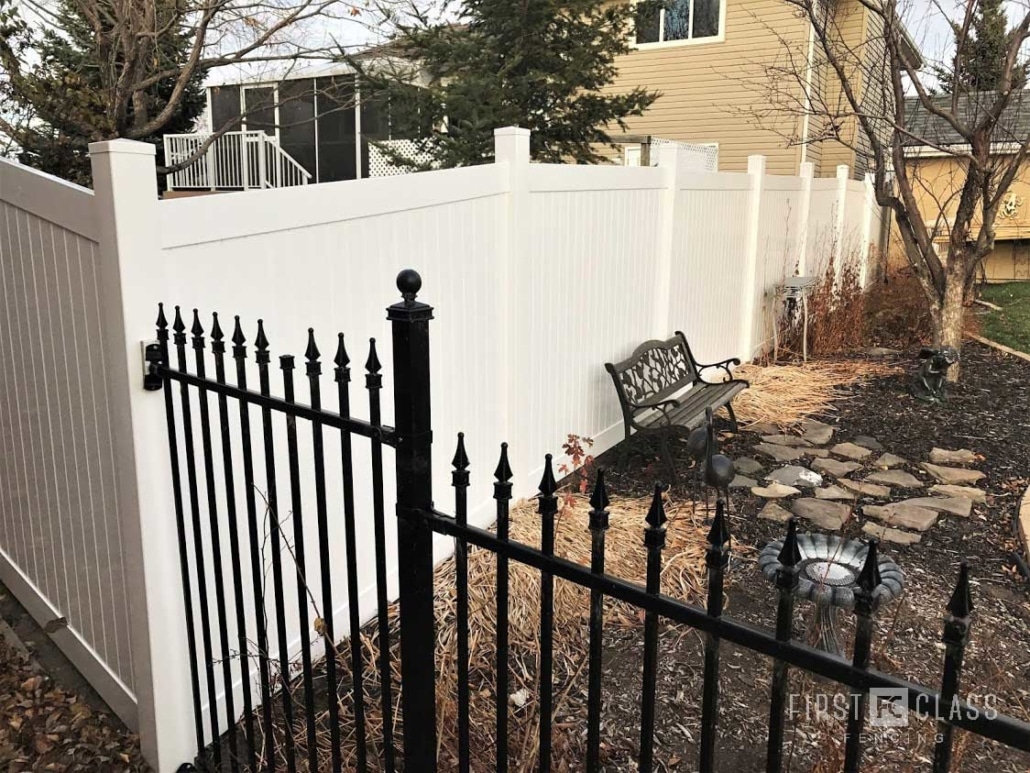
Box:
[396,269,422,304]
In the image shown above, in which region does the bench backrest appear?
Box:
[605,333,699,409]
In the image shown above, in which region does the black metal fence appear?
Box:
[154,271,1030,773]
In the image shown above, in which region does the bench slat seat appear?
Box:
[633,381,747,432]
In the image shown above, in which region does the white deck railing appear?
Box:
[163,131,311,191]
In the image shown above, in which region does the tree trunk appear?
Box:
[932,271,966,382]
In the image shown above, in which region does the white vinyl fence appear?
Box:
[0,128,881,771]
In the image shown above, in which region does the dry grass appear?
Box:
[244,493,722,772]
[731,359,899,428]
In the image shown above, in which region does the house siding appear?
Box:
[608,0,810,175]
[607,0,872,176]
[813,0,867,176]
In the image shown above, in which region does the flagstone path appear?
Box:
[747,419,989,545]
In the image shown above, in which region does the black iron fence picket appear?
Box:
[150,271,1030,773]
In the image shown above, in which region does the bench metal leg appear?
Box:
[725,402,739,433]
[660,434,677,483]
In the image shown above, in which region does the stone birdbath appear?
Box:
[758,532,905,654]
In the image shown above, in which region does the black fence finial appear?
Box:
[366,337,382,374]
[778,518,801,567]
[589,469,610,513]
[452,432,470,472]
[305,328,320,363]
[946,560,973,619]
[397,268,422,304]
[494,442,513,483]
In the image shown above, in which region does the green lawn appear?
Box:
[981,282,1030,353]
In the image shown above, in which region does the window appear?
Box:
[635,0,722,45]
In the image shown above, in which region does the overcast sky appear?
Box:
[903,1,1029,71]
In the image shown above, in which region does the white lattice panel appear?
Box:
[651,138,719,172]
[367,139,438,177]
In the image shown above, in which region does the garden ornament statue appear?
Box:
[703,407,735,507]
[911,346,959,403]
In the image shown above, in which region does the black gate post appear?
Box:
[387,269,438,771]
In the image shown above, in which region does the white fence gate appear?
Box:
[0,128,882,771]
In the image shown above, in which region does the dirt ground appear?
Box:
[0,582,148,772]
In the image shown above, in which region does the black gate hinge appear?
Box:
[142,341,163,392]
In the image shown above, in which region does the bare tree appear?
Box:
[752,0,1030,378]
[0,0,378,175]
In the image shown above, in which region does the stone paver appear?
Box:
[873,452,907,469]
[799,419,834,446]
[921,463,985,486]
[831,442,873,461]
[814,485,856,501]
[897,496,973,518]
[929,448,977,466]
[811,457,862,477]
[758,502,792,523]
[865,469,925,488]
[863,503,939,532]
[854,435,885,452]
[734,457,764,476]
[766,465,823,488]
[746,421,782,435]
[805,448,831,458]
[792,499,851,530]
[862,522,922,545]
[762,434,811,447]
[928,484,986,504]
[754,443,805,462]
[839,479,891,499]
[752,482,802,499]
[730,475,757,489]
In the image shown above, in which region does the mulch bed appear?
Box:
[592,340,1030,771]
[0,635,148,772]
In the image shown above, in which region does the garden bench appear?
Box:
[605,332,748,471]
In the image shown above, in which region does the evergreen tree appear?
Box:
[0,0,205,185]
[361,0,658,167]
[934,0,1027,93]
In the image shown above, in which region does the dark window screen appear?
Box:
[316,76,357,182]
[279,79,316,179]
[210,86,242,133]
[243,87,276,135]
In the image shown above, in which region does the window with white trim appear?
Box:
[634,0,722,45]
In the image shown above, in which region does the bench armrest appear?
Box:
[695,357,741,384]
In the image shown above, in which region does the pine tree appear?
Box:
[934,0,1026,93]
[1,0,205,185]
[362,0,658,167]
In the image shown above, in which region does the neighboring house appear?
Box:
[607,0,920,177]
[163,61,427,192]
[900,93,1030,283]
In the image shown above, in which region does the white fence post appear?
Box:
[493,126,530,473]
[739,154,766,361]
[833,164,850,284]
[653,144,682,337]
[797,161,815,277]
[860,171,876,287]
[89,140,192,772]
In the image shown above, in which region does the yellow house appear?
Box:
[897,94,1030,282]
[606,0,917,178]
